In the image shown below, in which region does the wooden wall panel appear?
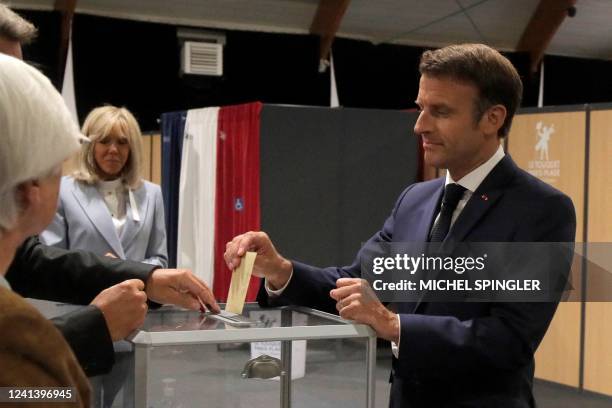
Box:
[533,302,581,386]
[141,133,152,181]
[507,112,585,239]
[507,111,585,387]
[584,110,612,396]
[151,134,162,185]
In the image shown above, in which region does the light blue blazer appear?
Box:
[41,176,168,267]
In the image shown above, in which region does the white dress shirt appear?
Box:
[435,144,506,228]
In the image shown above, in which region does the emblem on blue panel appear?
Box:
[234,198,244,211]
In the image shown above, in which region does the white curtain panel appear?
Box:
[177,107,220,285]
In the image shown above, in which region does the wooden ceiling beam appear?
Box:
[54,0,77,87]
[310,0,351,67]
[516,0,577,73]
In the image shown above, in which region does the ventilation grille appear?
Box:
[181,41,223,76]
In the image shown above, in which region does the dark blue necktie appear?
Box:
[429,183,466,242]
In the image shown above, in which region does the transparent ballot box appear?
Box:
[128,303,377,408]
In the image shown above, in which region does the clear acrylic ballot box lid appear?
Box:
[127,303,377,408]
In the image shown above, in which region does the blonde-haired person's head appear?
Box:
[75,105,144,189]
[0,53,84,237]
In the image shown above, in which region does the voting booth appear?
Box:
[160,104,420,301]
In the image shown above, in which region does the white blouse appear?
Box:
[97,179,127,235]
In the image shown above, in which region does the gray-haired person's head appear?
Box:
[0,54,84,236]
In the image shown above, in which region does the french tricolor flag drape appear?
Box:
[177,102,262,302]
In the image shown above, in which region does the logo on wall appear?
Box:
[528,121,560,183]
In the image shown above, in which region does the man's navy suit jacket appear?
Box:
[258,155,576,407]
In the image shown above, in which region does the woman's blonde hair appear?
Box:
[75,105,143,189]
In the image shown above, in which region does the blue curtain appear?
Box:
[160,111,187,267]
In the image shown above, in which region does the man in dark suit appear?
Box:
[0,4,220,377]
[224,44,576,407]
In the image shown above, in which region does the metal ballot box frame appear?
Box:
[128,303,377,408]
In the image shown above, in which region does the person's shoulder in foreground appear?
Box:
[0,287,91,408]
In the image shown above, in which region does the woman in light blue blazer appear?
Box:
[41,105,168,268]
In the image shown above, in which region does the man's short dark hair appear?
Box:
[419,43,523,138]
[0,3,37,44]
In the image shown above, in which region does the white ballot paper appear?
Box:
[225,251,256,314]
